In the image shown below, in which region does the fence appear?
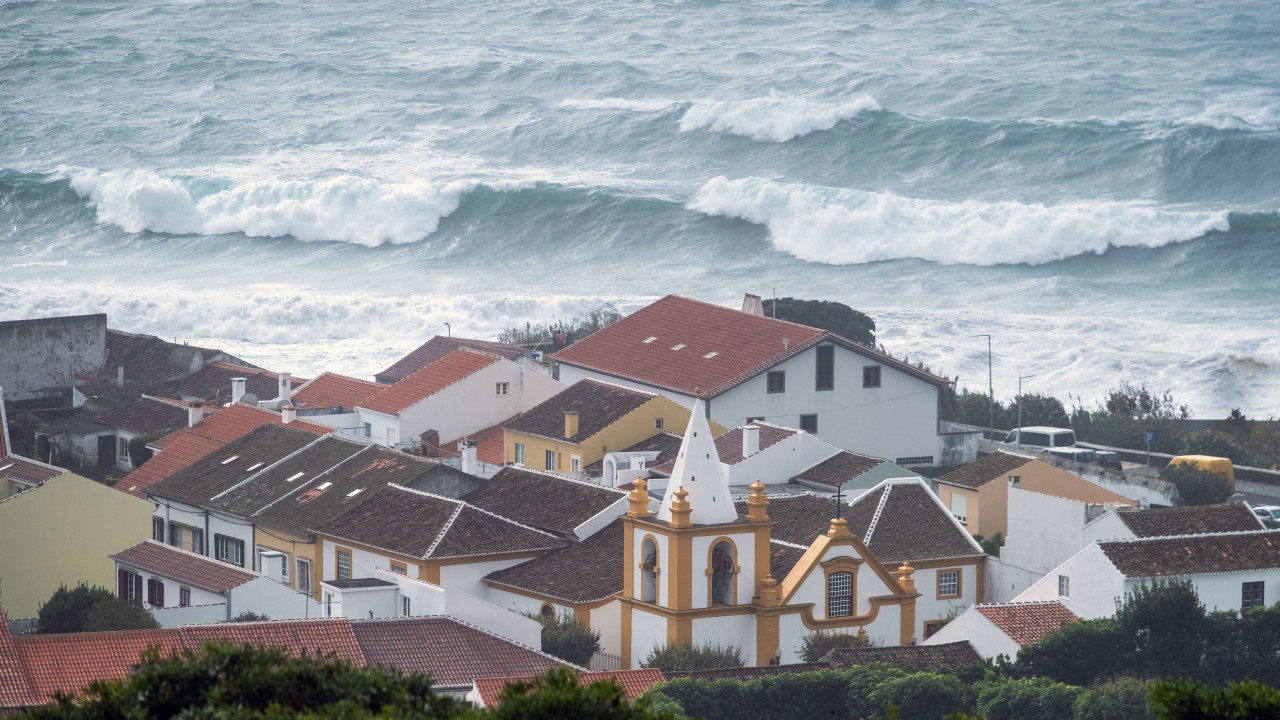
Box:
[588,651,622,671]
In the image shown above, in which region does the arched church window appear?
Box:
[540,603,555,619]
[641,538,659,603]
[828,571,853,617]
[710,541,734,605]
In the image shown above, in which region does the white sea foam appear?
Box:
[559,98,676,112]
[679,95,880,142]
[65,169,515,245]
[689,176,1232,266]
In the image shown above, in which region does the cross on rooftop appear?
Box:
[835,484,844,519]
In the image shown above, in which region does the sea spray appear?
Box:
[679,96,881,142]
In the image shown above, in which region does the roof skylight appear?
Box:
[703,351,719,358]
[286,472,305,482]
[246,462,264,472]
[671,344,686,351]
[642,336,657,343]
[316,482,332,490]
[220,455,240,465]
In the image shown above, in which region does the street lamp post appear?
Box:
[444,322,451,338]
[974,334,993,432]
[1016,374,1037,447]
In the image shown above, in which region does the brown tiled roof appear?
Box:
[1116,503,1265,538]
[0,455,65,488]
[292,372,383,411]
[769,542,808,580]
[790,450,885,488]
[116,431,224,499]
[12,629,185,704]
[552,295,949,398]
[180,620,366,665]
[0,611,37,710]
[148,424,328,507]
[651,421,795,474]
[486,521,623,603]
[161,404,331,446]
[375,336,528,385]
[1099,530,1280,578]
[463,466,627,538]
[360,349,499,416]
[94,397,189,435]
[823,642,982,672]
[351,617,567,690]
[584,432,684,477]
[937,452,1033,489]
[670,663,831,681]
[438,415,519,465]
[109,540,257,593]
[316,485,567,560]
[472,668,664,707]
[505,379,654,445]
[976,602,1078,646]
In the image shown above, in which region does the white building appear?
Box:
[923,600,1078,660]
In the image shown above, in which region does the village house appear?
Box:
[463,465,630,541]
[923,601,1078,661]
[375,335,550,385]
[0,315,106,404]
[552,294,954,466]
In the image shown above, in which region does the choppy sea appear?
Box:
[2,0,1277,416]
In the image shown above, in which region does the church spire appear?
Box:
[657,392,736,525]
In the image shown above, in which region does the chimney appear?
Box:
[741,293,764,316]
[278,372,292,405]
[116,365,125,387]
[461,440,478,475]
[742,424,760,458]
[421,429,440,458]
[231,378,247,404]
[564,411,579,439]
[1008,475,1021,488]
[188,401,205,427]
[281,404,296,424]
[259,551,285,583]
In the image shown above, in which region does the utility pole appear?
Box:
[1016,374,1036,447]
[444,322,451,338]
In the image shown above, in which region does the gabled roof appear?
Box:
[315,484,567,560]
[109,540,257,593]
[148,423,327,506]
[486,521,623,603]
[975,602,1078,646]
[292,372,383,411]
[650,421,796,474]
[115,431,224,499]
[552,295,949,397]
[158,404,331,446]
[1115,503,1264,537]
[937,452,1033,489]
[94,397,189,435]
[789,450,885,488]
[12,628,185,704]
[0,611,37,710]
[1098,530,1280,578]
[206,435,372,519]
[823,642,982,672]
[375,336,528,385]
[37,414,113,436]
[0,454,66,489]
[438,415,519,466]
[359,349,499,416]
[472,668,664,707]
[504,379,655,444]
[463,466,626,538]
[180,619,366,664]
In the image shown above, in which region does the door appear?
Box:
[98,434,116,468]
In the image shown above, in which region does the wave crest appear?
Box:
[65,169,508,245]
[688,176,1232,265]
[679,95,880,142]
[559,97,676,112]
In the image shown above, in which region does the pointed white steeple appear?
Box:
[657,394,736,525]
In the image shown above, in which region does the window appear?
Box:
[386,428,397,446]
[863,365,881,388]
[710,541,735,606]
[799,414,818,433]
[1243,581,1265,610]
[152,516,165,542]
[496,382,509,396]
[570,455,581,472]
[746,416,765,424]
[938,570,961,598]
[540,603,556,618]
[1058,574,1070,598]
[119,437,129,461]
[147,578,165,608]
[641,538,659,603]
[545,449,556,471]
[215,535,245,566]
[179,587,191,607]
[924,620,948,639]
[363,423,372,438]
[169,523,203,554]
[655,418,664,430]
[828,571,853,618]
[324,593,334,617]
[514,443,525,465]
[390,562,407,575]
[816,345,834,391]
[950,494,968,525]
[118,569,141,604]
[402,596,411,617]
[896,455,935,466]
[336,548,352,580]
[767,371,785,393]
[297,559,311,593]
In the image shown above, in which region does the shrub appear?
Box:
[974,677,1084,720]
[82,598,160,632]
[642,643,744,673]
[529,612,601,666]
[868,671,965,720]
[1149,679,1280,720]
[489,667,678,720]
[230,611,271,622]
[1159,462,1231,506]
[1011,617,1127,686]
[1073,678,1151,720]
[799,630,874,662]
[35,584,117,634]
[127,433,164,468]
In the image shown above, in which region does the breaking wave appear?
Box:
[689,176,1235,266]
[559,97,676,112]
[678,95,881,142]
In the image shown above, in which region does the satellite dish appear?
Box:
[240,393,259,405]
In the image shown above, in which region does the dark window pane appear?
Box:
[800,414,818,433]
[816,346,834,391]
[767,371,785,393]
[863,366,881,388]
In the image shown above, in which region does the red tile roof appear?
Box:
[553,295,949,398]
[360,350,499,416]
[180,620,366,665]
[976,602,1079,646]
[0,455,66,489]
[292,372,383,411]
[12,629,185,704]
[110,540,257,593]
[472,668,664,707]
[438,415,517,465]
[376,336,528,385]
[117,431,225,499]
[0,611,37,710]
[181,404,332,443]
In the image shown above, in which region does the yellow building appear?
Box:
[502,378,723,474]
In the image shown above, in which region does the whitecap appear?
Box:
[679,95,880,142]
[558,98,677,112]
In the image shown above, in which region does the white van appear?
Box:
[1002,426,1076,450]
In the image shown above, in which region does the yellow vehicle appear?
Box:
[1167,455,1235,494]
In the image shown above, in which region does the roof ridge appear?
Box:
[862,482,894,543]
[250,443,374,516]
[770,538,809,549]
[1100,528,1280,544]
[424,502,466,559]
[977,600,1074,609]
[502,465,629,495]
[427,614,584,670]
[576,377,658,397]
[384,483,568,546]
[211,432,333,502]
[139,394,192,410]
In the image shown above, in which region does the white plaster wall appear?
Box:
[779,613,810,664]
[322,540,417,582]
[393,576,448,617]
[326,585,400,620]
[725,430,842,486]
[1000,488,1095,595]
[1013,544,1125,619]
[303,412,364,431]
[865,604,901,646]
[359,409,400,449]
[441,585,543,647]
[573,496,629,541]
[1126,570,1280,614]
[985,558,1044,603]
[629,607,669,668]
[1080,511,1136,545]
[923,607,1020,661]
[785,548,897,619]
[691,531,756,609]
[911,565,978,639]
[440,557,533,600]
[208,512,256,569]
[591,600,623,659]
[152,603,228,627]
[692,614,757,664]
[232,576,322,619]
[116,561,226,611]
[153,499,214,555]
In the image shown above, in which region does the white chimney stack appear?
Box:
[281,404,296,425]
[742,424,760,458]
[259,551,285,583]
[461,440,478,475]
[188,401,205,427]
[278,372,292,405]
[741,293,764,316]
[231,378,247,404]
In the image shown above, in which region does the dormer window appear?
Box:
[671,343,686,351]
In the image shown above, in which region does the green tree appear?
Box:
[762,298,876,347]
[36,584,117,634]
[490,668,678,720]
[1159,462,1231,506]
[868,671,965,720]
[972,532,1003,557]
[973,677,1083,720]
[798,630,875,662]
[1115,579,1210,681]
[1013,393,1069,428]
[81,598,159,632]
[1010,617,1125,687]
[230,611,271,622]
[1072,678,1152,720]
[127,433,164,469]
[530,612,600,666]
[1149,679,1280,720]
[642,643,744,673]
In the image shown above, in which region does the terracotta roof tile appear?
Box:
[351,617,567,690]
[292,372,383,411]
[360,350,499,416]
[438,415,519,466]
[179,404,331,443]
[13,629,185,703]
[93,397,190,436]
[375,336,528,385]
[1099,530,1280,577]
[463,466,627,538]
[790,450,885,488]
[486,521,623,603]
[0,611,37,710]
[473,668,664,707]
[117,431,224,499]
[1116,503,1265,538]
[0,455,65,488]
[552,295,949,398]
[769,542,807,580]
[976,602,1078,646]
[823,642,982,672]
[505,379,655,445]
[937,452,1033,490]
[179,619,366,664]
[110,540,257,593]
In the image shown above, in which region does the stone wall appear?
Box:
[0,314,107,402]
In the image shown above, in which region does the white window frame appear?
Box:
[938,570,960,598]
[1058,574,1070,598]
[571,455,581,472]
[496,382,509,396]
[827,571,853,618]
[215,534,245,567]
[296,558,312,593]
[514,443,525,465]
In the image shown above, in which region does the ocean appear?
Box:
[2,0,1277,416]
